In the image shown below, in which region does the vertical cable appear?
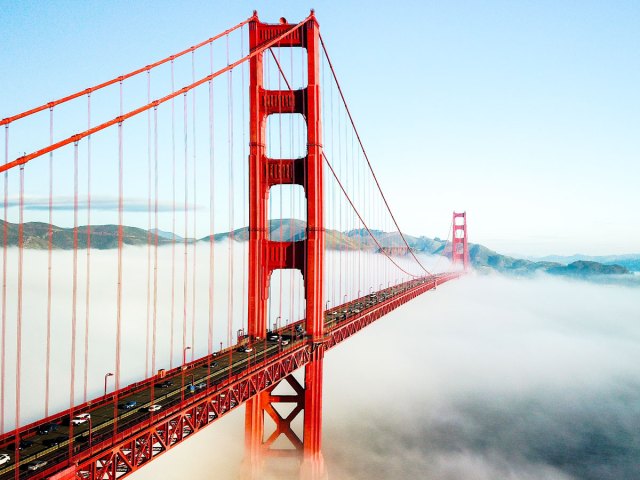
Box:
[45,107,53,416]
[146,70,152,378]
[183,92,188,359]
[1,124,8,434]
[152,105,159,374]
[83,93,92,403]
[241,25,247,335]
[208,41,215,358]
[226,35,234,347]
[68,141,79,459]
[191,50,197,362]
[114,81,124,435]
[14,164,24,479]
[289,45,295,327]
[170,60,176,368]
[277,45,283,335]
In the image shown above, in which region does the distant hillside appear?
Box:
[0,218,631,280]
[531,253,640,272]
[0,220,172,249]
[462,243,630,278]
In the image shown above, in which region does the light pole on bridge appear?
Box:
[183,346,192,366]
[103,372,114,397]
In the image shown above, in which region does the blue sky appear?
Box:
[1,0,639,256]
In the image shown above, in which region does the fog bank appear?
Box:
[129,274,640,479]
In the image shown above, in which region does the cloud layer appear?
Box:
[129,274,640,479]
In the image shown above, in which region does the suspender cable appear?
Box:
[14,164,24,480]
[68,140,79,460]
[277,43,283,336]
[170,60,176,369]
[191,50,197,363]
[208,41,215,360]
[152,105,159,375]
[45,107,53,417]
[289,46,295,325]
[183,92,189,360]
[241,26,247,335]
[146,70,152,379]
[227,35,234,348]
[0,125,7,435]
[83,92,92,403]
[114,81,124,435]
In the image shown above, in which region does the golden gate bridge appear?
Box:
[0,11,469,480]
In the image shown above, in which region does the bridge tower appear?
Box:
[245,11,327,480]
[451,211,470,270]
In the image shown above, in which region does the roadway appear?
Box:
[0,274,455,479]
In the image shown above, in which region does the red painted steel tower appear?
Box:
[451,211,470,270]
[245,11,327,479]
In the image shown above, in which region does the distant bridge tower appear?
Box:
[451,211,470,270]
[245,11,327,480]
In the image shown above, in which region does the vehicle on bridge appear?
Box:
[36,422,59,435]
[71,413,91,425]
[119,400,138,410]
[26,460,48,471]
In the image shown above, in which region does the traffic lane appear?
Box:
[0,341,275,477]
[2,337,332,476]
[0,279,434,477]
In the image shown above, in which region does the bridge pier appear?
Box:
[245,10,326,480]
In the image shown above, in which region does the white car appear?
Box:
[0,454,10,465]
[71,413,91,425]
[147,404,162,412]
[27,460,48,471]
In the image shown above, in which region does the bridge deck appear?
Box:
[0,273,461,479]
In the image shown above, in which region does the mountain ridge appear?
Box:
[0,219,631,279]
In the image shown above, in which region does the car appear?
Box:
[203,361,218,369]
[26,460,48,471]
[0,454,10,466]
[194,382,207,390]
[147,404,162,412]
[155,380,174,389]
[267,333,280,341]
[71,413,91,425]
[237,345,253,353]
[280,339,290,346]
[8,439,33,450]
[37,423,59,435]
[43,436,66,447]
[119,400,138,410]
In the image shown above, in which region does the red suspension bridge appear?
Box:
[0,11,469,480]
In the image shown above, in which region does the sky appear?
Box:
[1,0,639,256]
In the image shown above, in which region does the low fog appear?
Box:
[131,274,640,480]
[1,246,639,479]
[0,243,445,426]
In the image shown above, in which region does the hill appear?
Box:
[0,218,630,279]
